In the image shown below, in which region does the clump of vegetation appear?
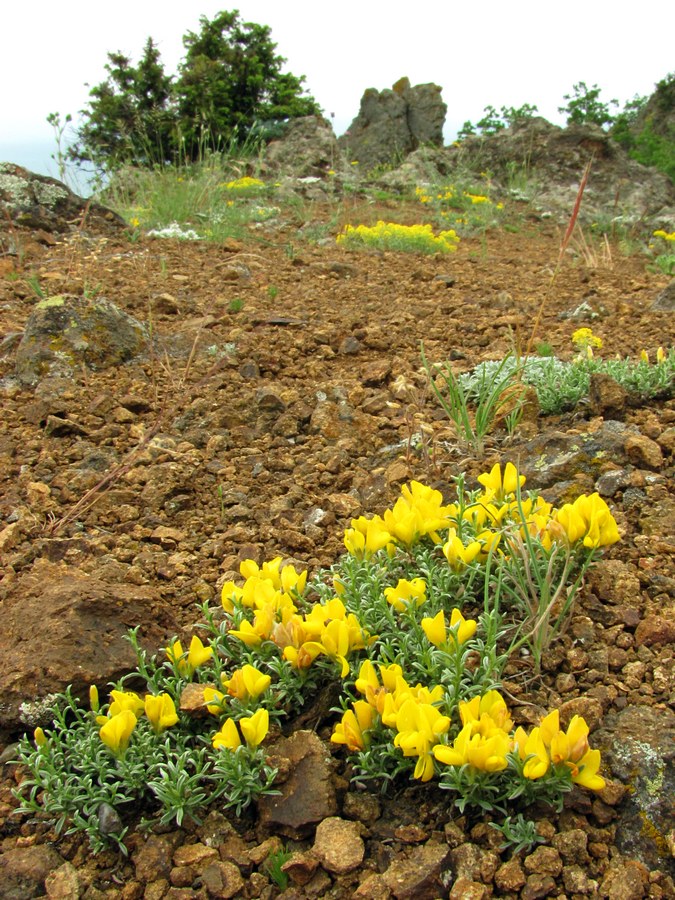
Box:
[14,465,616,853]
[611,73,674,182]
[59,11,320,173]
[458,104,540,138]
[415,180,505,234]
[336,221,459,254]
[649,229,675,275]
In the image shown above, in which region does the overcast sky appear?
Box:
[2,0,673,178]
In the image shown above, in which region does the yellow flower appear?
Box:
[513,725,550,779]
[383,481,454,546]
[228,619,265,647]
[106,690,145,719]
[220,580,244,613]
[100,710,137,757]
[212,717,242,751]
[459,691,513,736]
[344,515,392,559]
[421,608,477,648]
[89,685,99,713]
[223,176,265,192]
[442,529,482,570]
[166,636,213,677]
[144,693,179,734]
[222,664,271,701]
[331,701,375,751]
[34,727,47,747]
[571,748,605,790]
[354,660,402,712]
[572,327,603,351]
[477,462,525,501]
[239,708,269,748]
[433,723,510,772]
[656,347,666,364]
[384,577,426,612]
[240,557,283,588]
[280,564,308,596]
[554,493,620,548]
[283,642,324,670]
[203,686,227,715]
[394,698,451,782]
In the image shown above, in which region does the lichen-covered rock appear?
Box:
[15,294,149,385]
[652,280,675,311]
[0,162,125,233]
[596,705,675,876]
[448,120,675,228]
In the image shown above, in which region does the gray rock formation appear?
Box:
[339,77,446,171]
[448,119,675,228]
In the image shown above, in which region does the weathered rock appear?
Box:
[200,860,244,899]
[624,433,664,469]
[134,834,176,883]
[0,845,65,900]
[280,851,320,886]
[595,706,675,875]
[313,816,365,874]
[494,857,526,891]
[44,861,81,899]
[15,294,149,385]
[0,559,172,731]
[340,78,446,171]
[262,116,345,178]
[599,860,649,899]
[381,840,451,899]
[257,730,337,838]
[353,872,392,899]
[524,845,563,877]
[634,613,675,646]
[587,559,642,607]
[652,280,675,311]
[509,421,637,492]
[589,373,628,416]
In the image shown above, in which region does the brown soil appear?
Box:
[0,209,674,898]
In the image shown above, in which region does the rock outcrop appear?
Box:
[339,77,446,171]
[0,162,125,234]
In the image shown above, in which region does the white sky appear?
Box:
[2,0,673,176]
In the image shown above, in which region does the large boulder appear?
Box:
[339,77,446,171]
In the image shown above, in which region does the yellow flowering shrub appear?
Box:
[337,221,459,254]
[16,461,617,852]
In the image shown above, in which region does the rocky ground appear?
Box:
[0,196,674,898]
